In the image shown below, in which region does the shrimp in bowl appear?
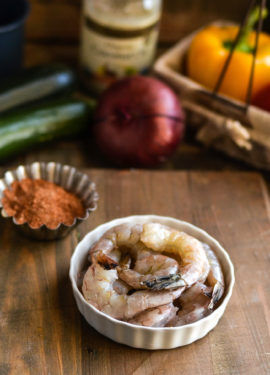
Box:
[82,221,225,327]
[69,215,235,349]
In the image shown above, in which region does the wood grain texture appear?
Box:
[0,135,251,174]
[0,169,270,375]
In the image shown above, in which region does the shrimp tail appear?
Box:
[143,273,186,290]
[208,281,224,310]
[97,254,118,269]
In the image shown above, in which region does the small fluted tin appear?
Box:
[69,215,235,350]
[0,161,99,240]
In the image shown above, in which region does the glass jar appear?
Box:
[79,0,162,94]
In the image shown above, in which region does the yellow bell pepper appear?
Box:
[186,8,270,103]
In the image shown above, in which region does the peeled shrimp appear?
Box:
[140,223,210,290]
[112,279,132,295]
[89,223,143,268]
[167,282,212,327]
[82,263,184,320]
[128,303,178,327]
[167,243,225,327]
[89,223,210,291]
[118,247,180,290]
[202,243,225,309]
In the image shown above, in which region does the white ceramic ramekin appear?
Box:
[69,215,235,350]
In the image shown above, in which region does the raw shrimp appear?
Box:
[89,223,210,290]
[128,303,178,327]
[166,245,224,326]
[82,263,184,320]
[118,247,180,290]
[167,282,212,327]
[140,223,210,290]
[89,223,143,268]
[112,279,132,295]
[89,223,184,290]
[202,243,225,309]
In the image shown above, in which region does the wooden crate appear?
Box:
[154,21,270,170]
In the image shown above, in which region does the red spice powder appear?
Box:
[2,178,85,229]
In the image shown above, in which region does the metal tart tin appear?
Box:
[0,161,99,240]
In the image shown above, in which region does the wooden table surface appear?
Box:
[1,1,270,374]
[1,169,270,375]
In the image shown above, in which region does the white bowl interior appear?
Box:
[69,215,235,349]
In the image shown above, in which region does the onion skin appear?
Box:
[94,76,185,167]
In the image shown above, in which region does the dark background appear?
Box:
[24,0,270,69]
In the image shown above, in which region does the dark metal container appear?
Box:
[0,0,30,78]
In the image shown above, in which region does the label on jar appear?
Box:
[80,16,159,92]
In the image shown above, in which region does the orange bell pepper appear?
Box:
[186,7,270,103]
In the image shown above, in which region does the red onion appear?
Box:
[252,85,270,112]
[94,76,185,167]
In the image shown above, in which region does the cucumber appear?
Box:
[0,64,76,113]
[0,98,96,160]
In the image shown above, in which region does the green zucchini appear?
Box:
[0,64,76,113]
[0,98,96,160]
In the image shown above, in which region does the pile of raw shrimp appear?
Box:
[82,222,225,327]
